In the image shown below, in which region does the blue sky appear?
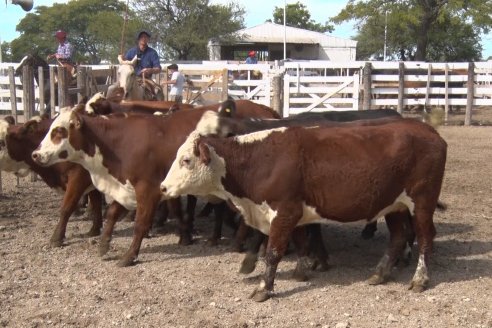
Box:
[1,0,491,59]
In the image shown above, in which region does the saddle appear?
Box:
[137,78,164,101]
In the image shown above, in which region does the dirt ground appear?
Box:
[0,110,491,328]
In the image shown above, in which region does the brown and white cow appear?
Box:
[31,101,279,266]
[1,115,103,246]
[160,119,447,301]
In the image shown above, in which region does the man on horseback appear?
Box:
[107,30,163,100]
[47,30,76,77]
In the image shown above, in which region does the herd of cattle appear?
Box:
[0,95,447,302]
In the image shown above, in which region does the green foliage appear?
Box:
[332,0,492,61]
[133,0,245,60]
[270,1,333,33]
[10,0,143,64]
[1,41,13,62]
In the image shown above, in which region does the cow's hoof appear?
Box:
[311,260,331,272]
[292,269,309,282]
[117,256,136,267]
[231,243,244,253]
[239,253,257,274]
[85,227,101,237]
[408,280,428,293]
[99,240,110,256]
[49,238,63,248]
[207,238,219,247]
[178,234,193,246]
[249,288,271,302]
[366,274,386,285]
[361,225,377,239]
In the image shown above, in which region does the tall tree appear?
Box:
[270,1,333,33]
[133,0,245,60]
[332,0,492,61]
[11,0,142,64]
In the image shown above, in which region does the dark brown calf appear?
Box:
[5,117,103,246]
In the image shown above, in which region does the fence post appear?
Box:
[444,63,449,123]
[22,65,35,121]
[424,63,432,112]
[362,62,372,110]
[272,74,283,116]
[57,66,68,108]
[49,66,56,117]
[397,61,405,114]
[38,66,45,115]
[221,68,228,101]
[352,73,360,111]
[77,66,87,103]
[465,62,475,126]
[8,67,18,121]
[283,73,290,117]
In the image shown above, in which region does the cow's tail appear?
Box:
[422,108,445,129]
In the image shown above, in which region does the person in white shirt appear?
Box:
[163,63,185,103]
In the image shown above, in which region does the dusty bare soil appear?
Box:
[1,122,491,327]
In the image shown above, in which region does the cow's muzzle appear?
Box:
[31,150,50,166]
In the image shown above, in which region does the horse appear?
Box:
[15,54,77,115]
[116,55,164,101]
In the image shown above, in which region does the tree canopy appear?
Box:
[133,0,245,60]
[269,1,333,33]
[332,0,492,61]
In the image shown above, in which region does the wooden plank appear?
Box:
[465,62,474,126]
[57,67,68,108]
[8,67,18,120]
[397,61,404,113]
[22,66,35,121]
[49,66,56,117]
[38,66,45,115]
[424,63,432,112]
[353,73,360,111]
[444,63,449,122]
[283,74,291,117]
[77,66,86,103]
[362,62,372,110]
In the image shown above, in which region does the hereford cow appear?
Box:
[31,101,278,266]
[0,116,103,246]
[160,119,447,301]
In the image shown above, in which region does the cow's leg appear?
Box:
[291,227,310,282]
[307,224,330,272]
[367,211,409,285]
[250,209,301,302]
[208,202,226,246]
[361,221,378,239]
[185,194,196,234]
[239,229,266,274]
[409,207,436,292]
[99,202,128,256]
[198,202,214,217]
[167,197,192,245]
[85,189,103,237]
[153,201,169,232]
[118,188,160,267]
[232,216,250,253]
[50,171,92,247]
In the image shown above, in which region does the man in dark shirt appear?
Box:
[124,30,161,77]
[107,30,162,99]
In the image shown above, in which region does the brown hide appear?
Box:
[66,101,278,265]
[6,118,103,246]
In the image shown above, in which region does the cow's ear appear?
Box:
[4,116,15,126]
[22,120,38,134]
[198,142,211,165]
[218,99,236,118]
[70,113,83,130]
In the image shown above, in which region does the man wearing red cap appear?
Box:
[47,30,74,64]
[245,50,258,64]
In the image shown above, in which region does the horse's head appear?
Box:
[117,55,138,100]
[15,54,49,77]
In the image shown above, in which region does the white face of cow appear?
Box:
[0,119,30,176]
[85,92,104,114]
[31,107,79,166]
[160,131,227,198]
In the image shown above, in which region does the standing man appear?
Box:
[245,50,258,64]
[163,63,185,103]
[47,30,75,74]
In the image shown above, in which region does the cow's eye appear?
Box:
[180,158,191,167]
